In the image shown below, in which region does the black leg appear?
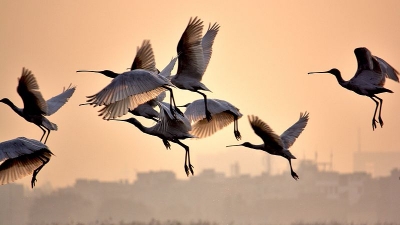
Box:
[174,140,194,176]
[233,117,241,140]
[369,96,379,130]
[374,95,384,127]
[288,158,299,180]
[195,90,212,121]
[31,156,50,188]
[38,126,47,143]
[163,86,183,118]
[43,127,51,144]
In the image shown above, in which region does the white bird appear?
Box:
[179,98,243,140]
[227,112,309,180]
[0,68,76,143]
[77,52,180,120]
[0,137,53,188]
[308,47,399,130]
[113,102,196,176]
[164,17,220,122]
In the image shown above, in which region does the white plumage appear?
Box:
[0,137,53,187]
[181,98,242,140]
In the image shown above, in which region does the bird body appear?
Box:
[166,17,220,121]
[227,112,309,180]
[308,47,398,130]
[114,102,195,176]
[78,57,180,120]
[0,137,53,188]
[0,68,76,143]
[181,98,242,140]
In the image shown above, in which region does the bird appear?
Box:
[308,47,399,130]
[179,98,242,140]
[163,17,220,122]
[0,68,76,143]
[77,56,180,120]
[226,112,309,180]
[0,137,53,188]
[112,102,196,176]
[79,40,167,121]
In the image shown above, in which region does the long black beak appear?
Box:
[76,70,101,73]
[308,71,330,74]
[226,144,242,147]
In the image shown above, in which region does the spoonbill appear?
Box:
[165,17,220,122]
[227,112,309,180]
[77,56,180,120]
[0,68,76,143]
[179,98,242,140]
[0,137,53,188]
[113,102,196,176]
[308,47,398,130]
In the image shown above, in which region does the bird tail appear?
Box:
[42,117,58,131]
[283,150,296,159]
[376,87,393,94]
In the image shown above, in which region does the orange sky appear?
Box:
[1,0,400,188]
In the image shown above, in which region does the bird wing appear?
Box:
[159,56,178,79]
[130,40,157,73]
[176,17,205,81]
[86,69,169,107]
[201,22,220,74]
[248,115,284,149]
[373,56,399,82]
[0,137,53,185]
[280,112,309,149]
[190,112,235,138]
[46,84,76,116]
[17,68,47,115]
[157,102,191,133]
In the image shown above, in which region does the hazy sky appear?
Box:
[1,0,400,188]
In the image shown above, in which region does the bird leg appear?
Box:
[288,158,299,180]
[375,96,384,127]
[162,139,171,150]
[174,140,194,176]
[31,156,50,188]
[164,87,184,119]
[38,126,47,143]
[43,127,51,144]
[233,117,241,141]
[196,91,212,121]
[369,96,380,130]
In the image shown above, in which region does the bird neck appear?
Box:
[1,99,24,117]
[128,118,152,135]
[333,73,346,86]
[244,142,265,150]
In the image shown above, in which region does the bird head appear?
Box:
[308,68,341,77]
[76,70,119,78]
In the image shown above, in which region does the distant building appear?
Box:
[353,151,400,177]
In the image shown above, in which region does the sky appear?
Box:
[1,0,400,188]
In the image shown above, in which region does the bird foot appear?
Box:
[31,170,39,188]
[206,110,212,122]
[372,119,378,130]
[234,131,241,141]
[378,117,384,128]
[291,171,299,180]
[163,139,171,150]
[189,164,194,176]
[184,165,190,176]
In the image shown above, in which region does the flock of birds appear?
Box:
[0,17,398,188]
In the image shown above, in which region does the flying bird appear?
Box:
[77,56,180,120]
[227,112,309,180]
[179,98,242,140]
[0,137,53,188]
[0,68,76,143]
[164,17,220,122]
[308,47,399,130]
[113,102,196,176]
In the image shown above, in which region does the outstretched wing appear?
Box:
[17,68,47,115]
[176,17,205,81]
[159,56,178,80]
[373,56,399,82]
[201,22,220,74]
[280,112,309,149]
[248,115,283,150]
[0,137,53,185]
[46,84,76,116]
[130,40,157,73]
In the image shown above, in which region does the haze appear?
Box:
[1,0,400,188]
